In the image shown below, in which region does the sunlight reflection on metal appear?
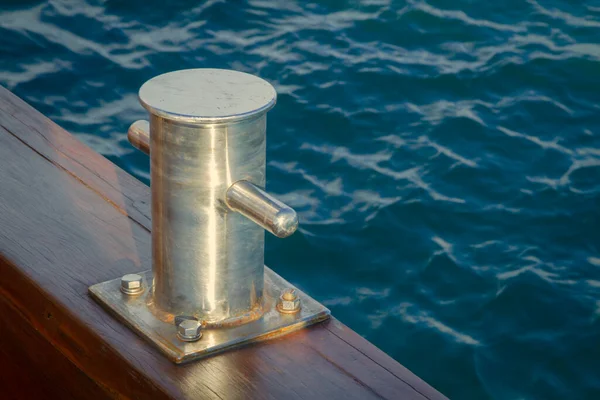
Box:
[207,124,218,313]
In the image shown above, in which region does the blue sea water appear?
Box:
[1,0,600,398]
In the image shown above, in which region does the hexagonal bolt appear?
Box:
[120,274,144,295]
[276,288,301,314]
[177,319,203,342]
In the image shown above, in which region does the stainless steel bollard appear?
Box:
[130,69,297,325]
[89,68,329,363]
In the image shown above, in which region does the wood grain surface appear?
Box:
[0,86,446,400]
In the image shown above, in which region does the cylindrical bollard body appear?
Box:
[139,69,277,325]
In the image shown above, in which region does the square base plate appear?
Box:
[89,267,330,363]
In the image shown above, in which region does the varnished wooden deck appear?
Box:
[0,86,446,400]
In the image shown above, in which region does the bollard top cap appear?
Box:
[139,69,277,123]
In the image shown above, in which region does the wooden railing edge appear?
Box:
[0,86,447,400]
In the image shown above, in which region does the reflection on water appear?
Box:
[2,0,600,398]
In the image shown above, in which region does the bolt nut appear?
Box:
[276,288,301,314]
[177,319,203,342]
[120,274,144,295]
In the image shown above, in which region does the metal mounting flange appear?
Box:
[89,267,330,364]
